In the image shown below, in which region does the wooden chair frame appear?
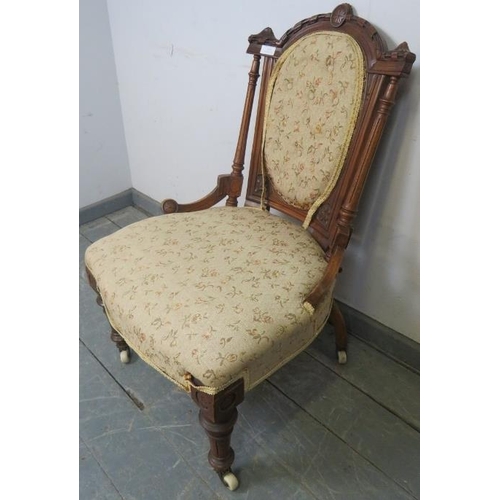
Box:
[86,3,415,490]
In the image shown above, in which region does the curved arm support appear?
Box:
[304,246,344,309]
[162,54,261,215]
[162,174,232,214]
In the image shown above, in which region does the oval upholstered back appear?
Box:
[262,31,365,226]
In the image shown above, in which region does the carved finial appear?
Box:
[248,27,278,46]
[380,41,416,71]
[395,41,410,52]
[162,199,179,214]
[385,41,414,60]
[330,3,353,28]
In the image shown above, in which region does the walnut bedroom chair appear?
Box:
[85,3,415,491]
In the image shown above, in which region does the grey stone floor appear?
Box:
[80,206,420,500]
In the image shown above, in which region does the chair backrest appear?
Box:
[243,4,415,257]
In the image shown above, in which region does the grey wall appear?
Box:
[79,0,131,208]
[101,0,420,342]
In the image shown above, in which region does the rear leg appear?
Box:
[328,299,347,364]
[111,326,131,364]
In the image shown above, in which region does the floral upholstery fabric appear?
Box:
[85,207,333,394]
[263,32,364,225]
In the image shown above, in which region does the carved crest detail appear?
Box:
[330,3,353,28]
[316,201,334,227]
[254,174,264,195]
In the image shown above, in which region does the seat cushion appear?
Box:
[85,207,333,394]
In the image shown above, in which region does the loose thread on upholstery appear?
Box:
[303,301,315,316]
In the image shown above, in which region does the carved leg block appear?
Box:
[328,299,348,364]
[190,378,244,490]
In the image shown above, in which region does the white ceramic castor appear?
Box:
[221,471,239,491]
[337,350,347,364]
[120,349,130,364]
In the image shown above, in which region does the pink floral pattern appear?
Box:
[85,208,333,394]
[263,31,364,211]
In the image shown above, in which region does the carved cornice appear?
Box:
[383,42,413,60]
[382,42,416,74]
[372,42,416,76]
[248,27,278,46]
[279,14,330,45]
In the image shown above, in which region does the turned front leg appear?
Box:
[190,378,244,490]
[110,327,131,363]
[199,409,238,473]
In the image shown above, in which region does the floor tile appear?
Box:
[80,439,123,500]
[239,382,415,500]
[106,206,149,228]
[270,351,420,497]
[307,327,420,430]
[80,217,121,243]
[80,342,219,500]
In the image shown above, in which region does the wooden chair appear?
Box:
[85,3,415,491]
